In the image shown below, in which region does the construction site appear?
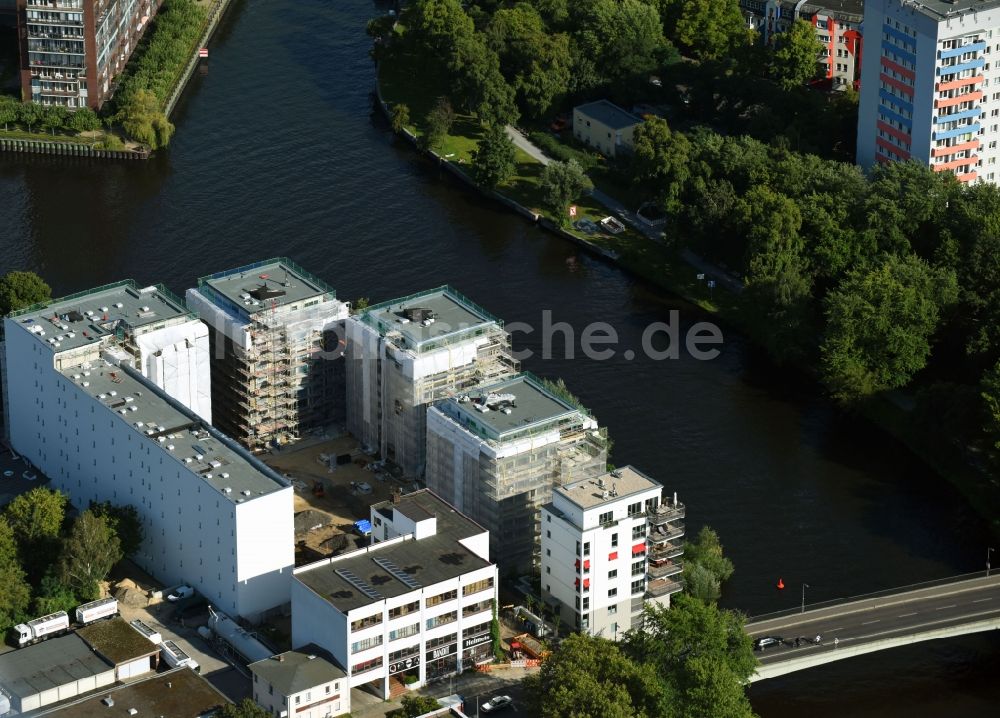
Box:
[186,259,351,454]
[425,373,609,574]
[345,286,519,478]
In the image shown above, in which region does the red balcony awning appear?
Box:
[583,559,590,570]
[583,578,590,589]
[631,543,646,555]
[608,551,618,561]
[575,559,580,569]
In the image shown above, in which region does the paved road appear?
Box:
[747,575,1000,669]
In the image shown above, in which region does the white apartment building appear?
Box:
[249,648,350,718]
[186,259,349,453]
[425,373,608,574]
[857,0,1000,183]
[345,287,516,478]
[1,280,211,439]
[2,288,295,620]
[743,0,864,90]
[291,490,498,700]
[541,466,685,639]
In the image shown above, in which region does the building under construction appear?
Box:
[186,259,349,453]
[345,286,517,478]
[425,373,609,574]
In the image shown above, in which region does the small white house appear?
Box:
[250,647,350,718]
[572,100,642,158]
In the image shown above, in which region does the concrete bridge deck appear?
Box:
[745,573,1000,681]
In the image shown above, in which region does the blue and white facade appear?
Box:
[857,0,1000,183]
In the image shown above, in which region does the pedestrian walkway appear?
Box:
[503,126,744,293]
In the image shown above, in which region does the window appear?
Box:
[350,613,382,632]
[388,623,420,642]
[583,597,590,610]
[611,533,619,547]
[608,605,617,615]
[583,542,591,557]
[632,561,645,576]
[627,502,642,516]
[427,589,458,607]
[426,611,457,629]
[632,524,645,540]
[462,578,494,596]
[295,696,301,705]
[598,511,613,524]
[351,635,383,654]
[352,657,383,674]
[631,578,645,595]
[608,569,618,579]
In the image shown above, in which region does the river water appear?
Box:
[1,1,998,714]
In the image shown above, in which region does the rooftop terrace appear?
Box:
[360,286,500,352]
[196,257,335,318]
[63,359,288,503]
[555,466,662,511]
[296,492,490,613]
[438,374,586,442]
[7,280,190,354]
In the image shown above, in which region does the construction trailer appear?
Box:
[187,259,350,453]
[345,286,518,478]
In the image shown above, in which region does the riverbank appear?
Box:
[375,55,1000,539]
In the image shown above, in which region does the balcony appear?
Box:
[648,502,685,525]
[646,577,684,599]
[647,559,683,579]
[648,523,684,544]
[649,541,683,560]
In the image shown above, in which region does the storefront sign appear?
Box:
[427,643,457,661]
[462,633,491,650]
[389,655,420,674]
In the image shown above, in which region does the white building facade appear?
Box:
[541,467,685,639]
[857,0,1000,183]
[291,491,498,699]
[250,649,350,718]
[345,287,516,478]
[2,287,294,620]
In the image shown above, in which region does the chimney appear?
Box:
[277,654,285,662]
[392,489,401,505]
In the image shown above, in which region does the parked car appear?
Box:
[753,636,783,651]
[481,695,513,713]
[167,585,194,602]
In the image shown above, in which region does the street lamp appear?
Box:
[988,548,995,577]
[801,583,810,614]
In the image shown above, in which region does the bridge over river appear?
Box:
[746,572,1000,681]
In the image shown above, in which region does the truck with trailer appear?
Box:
[14,611,70,647]
[75,597,119,625]
[160,639,200,672]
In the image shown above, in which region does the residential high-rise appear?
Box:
[425,373,608,574]
[2,286,295,620]
[345,286,517,478]
[541,466,685,638]
[291,490,498,700]
[186,259,349,453]
[856,0,1000,183]
[15,0,159,109]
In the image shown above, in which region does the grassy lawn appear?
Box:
[0,127,98,144]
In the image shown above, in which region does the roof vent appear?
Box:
[205,474,213,479]
[167,444,175,451]
[220,472,230,479]
[114,302,124,308]
[100,306,108,312]
[242,490,252,497]
[128,709,137,716]
[223,487,232,494]
[102,696,114,707]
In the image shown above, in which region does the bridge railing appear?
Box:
[746,570,994,624]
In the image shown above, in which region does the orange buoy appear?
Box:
[776,578,785,590]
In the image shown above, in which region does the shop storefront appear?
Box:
[425,636,458,681]
[461,627,493,669]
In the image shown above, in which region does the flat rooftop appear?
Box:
[77,617,159,665]
[63,360,288,503]
[297,492,491,613]
[362,286,500,351]
[575,100,641,130]
[371,489,486,542]
[903,0,1000,19]
[197,257,335,317]
[439,374,584,441]
[556,465,662,511]
[7,280,190,354]
[36,667,227,717]
[0,633,112,701]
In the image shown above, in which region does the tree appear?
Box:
[771,19,823,90]
[387,695,441,718]
[670,0,751,62]
[473,124,516,189]
[0,270,52,315]
[118,89,174,149]
[391,103,411,133]
[981,361,1000,451]
[3,486,67,546]
[490,599,504,661]
[69,107,102,134]
[41,105,69,135]
[526,633,669,718]
[540,159,593,221]
[59,510,123,601]
[408,0,475,58]
[821,253,958,403]
[89,501,145,558]
[0,518,31,633]
[631,117,691,213]
[0,96,18,131]
[683,526,735,603]
[18,102,44,134]
[450,33,519,127]
[421,96,455,150]
[623,596,757,718]
[33,570,79,616]
[217,698,269,718]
